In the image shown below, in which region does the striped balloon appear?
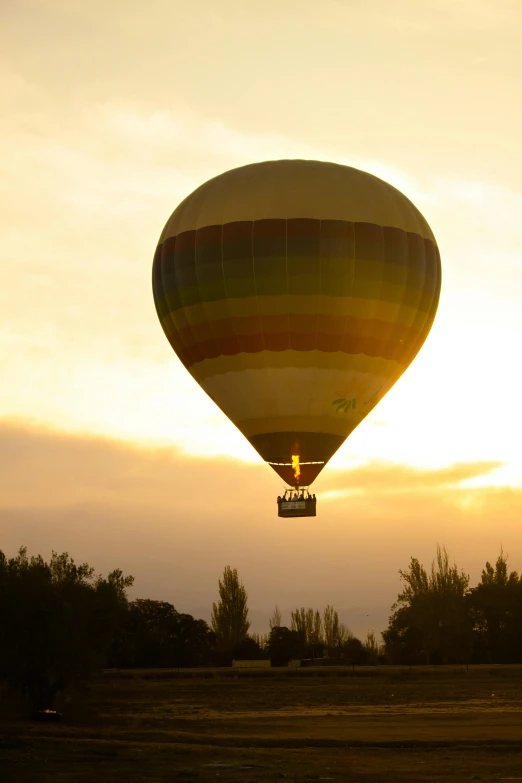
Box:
[153,160,441,487]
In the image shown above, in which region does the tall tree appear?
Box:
[364,630,380,664]
[210,566,250,651]
[383,545,472,665]
[251,631,269,648]
[290,607,323,646]
[322,605,350,651]
[290,607,307,638]
[468,551,522,663]
[323,605,338,649]
[290,607,324,657]
[269,605,282,630]
[309,609,323,648]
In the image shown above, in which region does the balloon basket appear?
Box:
[277,488,317,518]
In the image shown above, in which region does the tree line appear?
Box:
[1,544,522,711]
[383,545,522,667]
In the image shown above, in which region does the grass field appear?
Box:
[2,665,522,782]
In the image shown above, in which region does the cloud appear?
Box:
[320,460,503,495]
[0,419,507,512]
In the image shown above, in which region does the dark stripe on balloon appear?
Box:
[164,313,428,368]
[158,234,205,367]
[222,221,265,354]
[156,220,438,310]
[195,224,242,357]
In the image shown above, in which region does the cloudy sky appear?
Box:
[2,0,522,636]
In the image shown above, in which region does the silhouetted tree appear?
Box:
[128,599,179,667]
[342,636,368,670]
[290,607,323,656]
[0,547,133,710]
[171,613,215,667]
[125,599,214,668]
[232,636,266,660]
[269,605,282,630]
[382,606,425,666]
[211,566,250,653]
[323,605,338,649]
[468,551,522,663]
[383,545,473,665]
[364,631,380,665]
[267,626,304,666]
[323,605,351,652]
[250,631,269,649]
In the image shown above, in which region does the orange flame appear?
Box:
[291,454,301,483]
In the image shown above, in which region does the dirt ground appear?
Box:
[2,665,522,782]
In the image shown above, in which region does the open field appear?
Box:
[2,666,522,782]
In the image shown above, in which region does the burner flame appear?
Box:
[291,454,300,483]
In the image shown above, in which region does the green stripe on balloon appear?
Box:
[154,219,438,310]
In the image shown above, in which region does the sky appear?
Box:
[1,0,522,638]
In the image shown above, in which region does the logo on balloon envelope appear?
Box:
[332,397,357,413]
[364,387,384,407]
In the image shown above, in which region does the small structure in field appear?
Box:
[232,659,271,669]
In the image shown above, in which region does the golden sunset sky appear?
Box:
[2,0,522,636]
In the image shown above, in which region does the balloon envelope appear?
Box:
[153,160,441,486]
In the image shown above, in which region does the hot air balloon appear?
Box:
[152,160,441,516]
